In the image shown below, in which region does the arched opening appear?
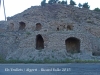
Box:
[65,37,80,53]
[19,22,26,30]
[36,23,42,31]
[36,34,44,50]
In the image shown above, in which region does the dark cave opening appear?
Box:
[19,22,26,30]
[36,34,44,50]
[65,37,80,53]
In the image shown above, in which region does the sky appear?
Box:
[0,0,100,21]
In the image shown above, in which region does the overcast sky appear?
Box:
[0,0,100,21]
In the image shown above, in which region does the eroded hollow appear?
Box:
[65,37,80,53]
[36,34,44,50]
[19,22,26,30]
[36,23,42,31]
[67,25,73,30]
[57,27,59,31]
[9,23,14,31]
[92,51,100,56]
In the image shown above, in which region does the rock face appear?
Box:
[0,4,100,61]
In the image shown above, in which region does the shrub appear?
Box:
[78,3,82,8]
[70,0,76,6]
[94,8,100,12]
[82,2,90,9]
[41,0,46,6]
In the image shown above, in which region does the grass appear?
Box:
[26,31,31,35]
[74,59,100,63]
[0,54,100,64]
[0,58,100,64]
[0,55,6,63]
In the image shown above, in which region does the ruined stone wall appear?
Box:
[0,4,100,60]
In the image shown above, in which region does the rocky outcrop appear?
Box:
[0,4,100,61]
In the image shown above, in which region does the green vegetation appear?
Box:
[41,0,46,6]
[61,1,67,5]
[74,59,100,63]
[0,55,5,63]
[58,0,67,5]
[41,0,68,6]
[82,2,90,9]
[78,3,82,8]
[26,31,31,35]
[94,8,100,12]
[0,58,100,64]
[70,0,76,6]
[40,0,92,10]
[78,2,90,9]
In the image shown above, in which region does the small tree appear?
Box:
[78,3,82,8]
[48,0,53,4]
[41,0,46,6]
[61,0,67,5]
[94,8,100,12]
[82,2,90,9]
[58,1,61,4]
[70,0,76,6]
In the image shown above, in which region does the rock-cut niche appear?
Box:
[67,25,73,30]
[92,51,100,56]
[65,37,80,53]
[9,23,14,31]
[19,22,26,30]
[36,34,44,50]
[36,23,42,31]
